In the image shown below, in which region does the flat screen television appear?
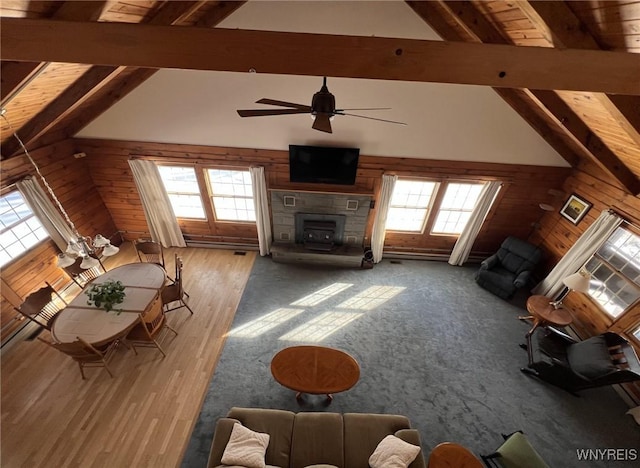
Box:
[289,145,360,185]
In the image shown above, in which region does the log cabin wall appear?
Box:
[528,162,640,402]
[75,138,570,258]
[529,161,640,339]
[366,157,571,258]
[0,139,117,342]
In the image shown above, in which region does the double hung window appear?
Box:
[385,180,438,232]
[583,226,640,319]
[431,182,484,235]
[0,191,48,267]
[385,179,486,235]
[157,166,205,219]
[206,169,255,222]
[158,165,256,223]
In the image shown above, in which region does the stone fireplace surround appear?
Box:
[270,190,372,266]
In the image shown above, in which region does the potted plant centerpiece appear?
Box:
[86,280,126,313]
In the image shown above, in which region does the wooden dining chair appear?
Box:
[14,282,67,331]
[134,239,166,269]
[37,336,119,380]
[126,293,178,357]
[61,255,104,288]
[162,255,193,315]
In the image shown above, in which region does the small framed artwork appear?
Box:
[560,194,592,225]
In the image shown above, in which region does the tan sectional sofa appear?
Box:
[207,407,426,468]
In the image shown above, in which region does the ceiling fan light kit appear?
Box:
[237,77,406,134]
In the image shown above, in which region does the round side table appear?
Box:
[520,295,573,364]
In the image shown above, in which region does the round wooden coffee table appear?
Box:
[270,345,360,403]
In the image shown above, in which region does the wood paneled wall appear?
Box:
[529,161,640,339]
[529,161,640,401]
[0,139,116,341]
[75,138,571,258]
[366,157,570,257]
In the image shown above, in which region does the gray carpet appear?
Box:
[182,257,640,467]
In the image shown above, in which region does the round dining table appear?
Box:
[52,263,166,346]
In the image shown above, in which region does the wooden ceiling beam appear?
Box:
[1,66,125,157]
[0,61,49,105]
[517,0,640,147]
[1,18,639,95]
[490,88,582,167]
[23,1,248,153]
[607,95,640,141]
[0,0,211,157]
[406,0,579,167]
[0,1,110,108]
[195,1,247,28]
[52,0,113,22]
[412,0,640,195]
[528,89,640,195]
[145,0,210,26]
[35,69,159,149]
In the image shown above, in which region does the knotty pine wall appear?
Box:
[1,137,573,342]
[0,139,117,341]
[529,159,640,341]
[528,160,640,402]
[75,138,570,259]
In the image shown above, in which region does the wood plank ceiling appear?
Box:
[1,1,639,194]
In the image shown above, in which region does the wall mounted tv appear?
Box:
[289,145,360,185]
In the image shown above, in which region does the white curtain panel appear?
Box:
[371,174,397,263]
[250,166,272,256]
[532,209,623,298]
[16,176,76,251]
[448,180,502,266]
[128,159,186,248]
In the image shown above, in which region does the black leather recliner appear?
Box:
[475,236,542,299]
[522,327,640,394]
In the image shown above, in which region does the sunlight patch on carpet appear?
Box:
[336,285,406,310]
[290,282,354,307]
[226,308,305,338]
[278,311,364,342]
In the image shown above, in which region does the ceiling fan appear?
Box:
[236,77,406,134]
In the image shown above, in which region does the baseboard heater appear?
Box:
[383,251,485,263]
[185,240,259,251]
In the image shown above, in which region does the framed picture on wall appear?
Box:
[560,194,592,225]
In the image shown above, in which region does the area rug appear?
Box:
[182,257,639,467]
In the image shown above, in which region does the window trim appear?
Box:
[384,178,440,234]
[156,164,207,221]
[429,181,485,237]
[0,189,50,267]
[628,323,640,347]
[583,225,640,320]
[385,178,489,237]
[205,168,256,224]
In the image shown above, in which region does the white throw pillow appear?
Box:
[221,423,270,468]
[369,435,420,468]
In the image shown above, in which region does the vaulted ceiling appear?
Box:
[1,1,639,194]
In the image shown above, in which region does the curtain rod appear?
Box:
[609,208,640,231]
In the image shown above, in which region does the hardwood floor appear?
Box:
[1,243,257,467]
